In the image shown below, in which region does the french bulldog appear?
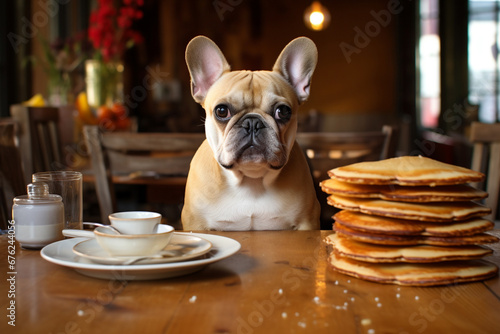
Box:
[181,36,320,231]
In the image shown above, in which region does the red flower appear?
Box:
[88,0,144,62]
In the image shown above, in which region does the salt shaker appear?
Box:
[13,182,64,249]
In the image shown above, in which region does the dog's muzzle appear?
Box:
[219,114,284,169]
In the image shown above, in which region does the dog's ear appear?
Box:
[273,37,318,103]
[185,36,231,104]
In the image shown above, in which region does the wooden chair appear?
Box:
[0,119,26,229]
[296,125,397,181]
[83,126,206,224]
[296,125,398,228]
[10,105,64,185]
[469,122,500,220]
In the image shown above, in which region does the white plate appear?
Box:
[72,233,213,265]
[41,233,241,280]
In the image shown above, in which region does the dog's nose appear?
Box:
[242,116,265,135]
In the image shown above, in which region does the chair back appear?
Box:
[0,119,26,228]
[10,105,64,184]
[296,125,398,228]
[83,126,206,224]
[469,122,500,220]
[296,125,397,181]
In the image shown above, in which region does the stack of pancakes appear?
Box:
[321,156,499,286]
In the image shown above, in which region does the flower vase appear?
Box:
[48,72,71,106]
[85,59,124,109]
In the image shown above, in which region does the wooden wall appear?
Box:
[25,0,407,132]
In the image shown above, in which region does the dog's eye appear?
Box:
[214,104,231,120]
[275,105,292,121]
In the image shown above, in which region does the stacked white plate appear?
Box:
[41,232,241,280]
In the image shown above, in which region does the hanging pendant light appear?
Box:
[304,1,331,31]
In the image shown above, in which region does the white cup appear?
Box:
[108,211,161,235]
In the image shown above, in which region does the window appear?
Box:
[418,0,440,128]
[468,0,500,123]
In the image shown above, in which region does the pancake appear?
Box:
[327,194,492,222]
[320,178,488,202]
[328,156,485,186]
[327,252,498,286]
[325,233,493,263]
[334,223,499,246]
[333,210,494,237]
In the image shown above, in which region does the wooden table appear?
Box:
[1,230,500,333]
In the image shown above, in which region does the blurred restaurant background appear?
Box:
[1,0,499,226]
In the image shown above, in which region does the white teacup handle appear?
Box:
[62,229,95,239]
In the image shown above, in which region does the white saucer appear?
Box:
[41,233,241,280]
[73,233,212,265]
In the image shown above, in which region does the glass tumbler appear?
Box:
[32,171,83,230]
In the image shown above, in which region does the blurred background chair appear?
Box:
[83,125,205,226]
[10,105,64,185]
[296,125,398,229]
[469,122,500,221]
[0,118,26,230]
